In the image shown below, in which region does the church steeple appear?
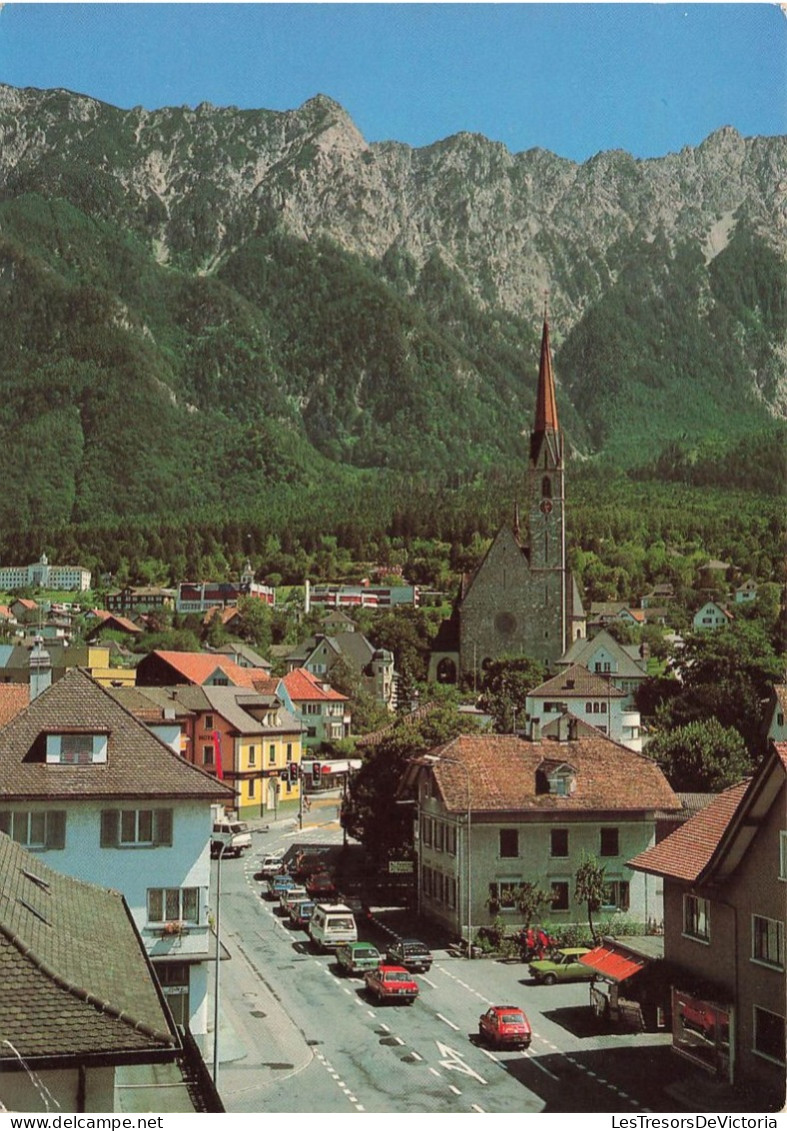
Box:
[530,307,563,466]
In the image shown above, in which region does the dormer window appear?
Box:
[545,762,577,796]
[46,732,108,764]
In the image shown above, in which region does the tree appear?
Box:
[514,881,551,929]
[235,596,273,653]
[477,656,546,733]
[341,704,471,864]
[647,717,751,792]
[574,853,606,942]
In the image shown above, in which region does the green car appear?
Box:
[335,941,382,976]
[529,947,593,985]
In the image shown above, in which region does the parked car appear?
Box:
[265,873,298,902]
[335,941,382,976]
[478,1006,532,1050]
[257,852,285,876]
[529,947,593,985]
[385,938,433,973]
[210,819,252,858]
[280,885,308,915]
[364,965,419,1005]
[305,871,338,900]
[288,899,315,930]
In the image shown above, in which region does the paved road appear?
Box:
[210,818,682,1115]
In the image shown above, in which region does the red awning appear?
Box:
[579,944,647,983]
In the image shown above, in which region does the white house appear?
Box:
[405,731,681,940]
[0,667,234,1036]
[557,628,650,710]
[526,662,642,752]
[692,600,734,632]
[277,666,351,750]
[764,685,787,744]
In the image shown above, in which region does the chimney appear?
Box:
[530,717,541,742]
[568,716,578,741]
[304,579,311,615]
[29,636,52,700]
[557,714,569,742]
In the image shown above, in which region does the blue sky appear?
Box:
[0,3,783,162]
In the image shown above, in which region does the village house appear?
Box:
[0,833,212,1113]
[406,730,681,939]
[277,666,351,751]
[525,662,643,752]
[629,742,786,1108]
[284,631,398,711]
[692,600,734,632]
[556,628,650,710]
[0,667,234,1036]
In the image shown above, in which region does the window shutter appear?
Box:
[153,808,173,846]
[45,811,66,850]
[100,809,119,847]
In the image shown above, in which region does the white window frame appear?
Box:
[147,887,200,925]
[683,893,710,943]
[120,809,154,846]
[46,733,108,764]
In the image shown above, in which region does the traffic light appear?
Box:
[312,762,322,784]
[288,761,299,784]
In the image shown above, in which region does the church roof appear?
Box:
[534,318,559,435]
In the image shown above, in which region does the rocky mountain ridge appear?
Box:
[2,84,784,332]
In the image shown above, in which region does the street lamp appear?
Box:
[212,841,226,1087]
[432,755,473,959]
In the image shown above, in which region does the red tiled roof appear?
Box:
[281,667,348,702]
[425,733,680,814]
[149,650,259,689]
[628,780,750,882]
[0,683,29,728]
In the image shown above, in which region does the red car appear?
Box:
[478,1005,532,1050]
[365,965,419,1005]
[306,871,338,900]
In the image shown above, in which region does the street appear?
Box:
[209,811,683,1115]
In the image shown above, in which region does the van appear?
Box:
[210,819,252,858]
[308,903,358,953]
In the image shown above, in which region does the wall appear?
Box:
[1,1065,115,1113]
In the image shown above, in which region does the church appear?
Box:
[428,317,585,685]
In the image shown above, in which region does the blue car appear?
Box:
[265,873,297,901]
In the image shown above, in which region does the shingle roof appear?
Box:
[628,780,750,882]
[200,686,301,737]
[0,832,177,1060]
[281,668,348,703]
[529,663,625,699]
[0,683,29,728]
[423,733,680,815]
[558,630,649,678]
[0,667,234,801]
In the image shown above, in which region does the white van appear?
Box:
[210,819,252,858]
[308,903,358,953]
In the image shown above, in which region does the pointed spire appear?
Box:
[534,298,559,436]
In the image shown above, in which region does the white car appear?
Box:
[258,852,286,876]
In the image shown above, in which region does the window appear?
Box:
[286,744,293,761]
[204,715,214,730]
[248,777,256,799]
[600,828,619,857]
[684,894,710,942]
[550,828,569,858]
[268,744,276,765]
[101,809,172,848]
[248,745,256,766]
[601,880,630,912]
[46,733,107,764]
[753,1006,785,1065]
[499,829,519,858]
[120,809,153,845]
[550,881,569,911]
[0,810,66,849]
[780,832,787,881]
[202,743,214,766]
[421,817,432,847]
[489,881,519,910]
[752,915,784,969]
[147,887,199,924]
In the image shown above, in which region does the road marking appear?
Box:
[410,1051,422,1061]
[522,1052,559,1080]
[471,1105,486,1113]
[421,976,437,988]
[479,1048,499,1062]
[436,1042,488,1085]
[429,1067,442,1078]
[449,1085,462,1095]
[437,1013,460,1030]
[379,1024,390,1032]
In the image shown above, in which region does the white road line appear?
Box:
[479,1048,499,1062]
[410,1051,422,1061]
[449,1085,462,1096]
[522,1052,559,1080]
[379,1024,390,1032]
[437,1013,460,1030]
[429,1067,442,1078]
[471,1105,486,1114]
[421,976,437,988]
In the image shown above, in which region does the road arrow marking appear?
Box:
[436,1042,488,1084]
